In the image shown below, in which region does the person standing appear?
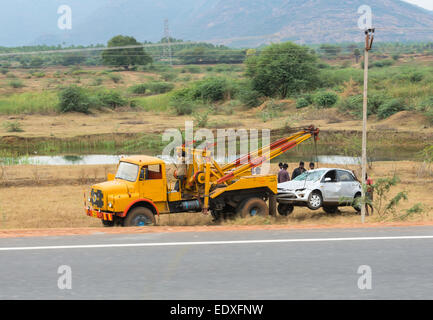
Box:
[309,162,315,170]
[365,173,374,216]
[292,161,307,179]
[278,163,290,183]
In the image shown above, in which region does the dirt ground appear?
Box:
[0,161,432,230]
[1,108,432,140]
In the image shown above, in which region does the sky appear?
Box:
[403,0,433,11]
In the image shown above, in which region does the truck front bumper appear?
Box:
[85,207,114,221]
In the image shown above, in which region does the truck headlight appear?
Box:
[108,202,113,208]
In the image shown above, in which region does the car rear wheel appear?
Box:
[323,206,338,214]
[237,198,269,218]
[307,191,323,210]
[277,203,294,216]
[124,207,155,227]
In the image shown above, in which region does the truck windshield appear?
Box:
[115,162,139,182]
[293,170,326,182]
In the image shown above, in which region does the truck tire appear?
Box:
[124,207,155,227]
[101,220,115,227]
[277,203,294,216]
[307,191,323,210]
[238,198,269,218]
[323,206,338,214]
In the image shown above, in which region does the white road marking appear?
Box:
[0,235,433,251]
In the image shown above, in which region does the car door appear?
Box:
[321,170,341,202]
[337,170,357,202]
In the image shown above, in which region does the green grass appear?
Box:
[0,92,58,114]
[134,93,172,112]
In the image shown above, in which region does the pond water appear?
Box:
[1,154,369,166]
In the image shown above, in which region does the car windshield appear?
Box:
[115,162,139,182]
[293,170,326,182]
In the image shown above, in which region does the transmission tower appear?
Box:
[162,19,173,65]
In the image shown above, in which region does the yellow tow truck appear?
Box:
[85,126,319,226]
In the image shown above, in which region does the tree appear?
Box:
[245,42,319,98]
[102,35,152,70]
[354,48,361,63]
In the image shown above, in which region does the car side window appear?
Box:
[322,170,337,182]
[337,170,354,182]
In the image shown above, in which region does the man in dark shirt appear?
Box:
[292,161,307,179]
[278,163,290,183]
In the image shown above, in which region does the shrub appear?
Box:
[58,85,91,113]
[146,82,175,94]
[0,68,8,75]
[170,88,196,115]
[160,72,178,82]
[91,78,103,86]
[9,80,24,88]
[236,87,262,108]
[2,121,24,132]
[409,72,424,83]
[108,73,122,83]
[130,84,147,94]
[97,90,127,109]
[193,111,209,127]
[193,77,232,102]
[372,59,394,68]
[377,99,405,119]
[296,98,310,109]
[313,91,338,108]
[183,66,201,74]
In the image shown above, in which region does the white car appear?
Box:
[277,168,362,215]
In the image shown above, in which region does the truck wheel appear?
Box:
[277,203,294,216]
[124,207,155,227]
[238,198,269,218]
[101,220,115,227]
[307,191,323,210]
[323,206,338,214]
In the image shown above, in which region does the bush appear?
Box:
[183,66,201,74]
[409,72,424,83]
[296,98,310,109]
[58,86,91,113]
[236,86,262,108]
[146,82,175,94]
[193,111,209,127]
[9,80,24,88]
[97,90,127,109]
[160,72,178,82]
[372,59,394,68]
[313,91,338,108]
[193,77,233,102]
[130,84,147,94]
[0,68,9,75]
[170,88,196,115]
[377,99,405,119]
[2,121,24,132]
[108,73,122,83]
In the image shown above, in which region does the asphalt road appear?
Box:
[1,226,433,300]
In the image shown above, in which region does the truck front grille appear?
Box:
[91,189,104,208]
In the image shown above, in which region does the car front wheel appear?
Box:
[307,191,323,210]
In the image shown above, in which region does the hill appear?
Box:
[1,0,433,46]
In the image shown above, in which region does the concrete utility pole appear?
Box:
[361,28,375,223]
